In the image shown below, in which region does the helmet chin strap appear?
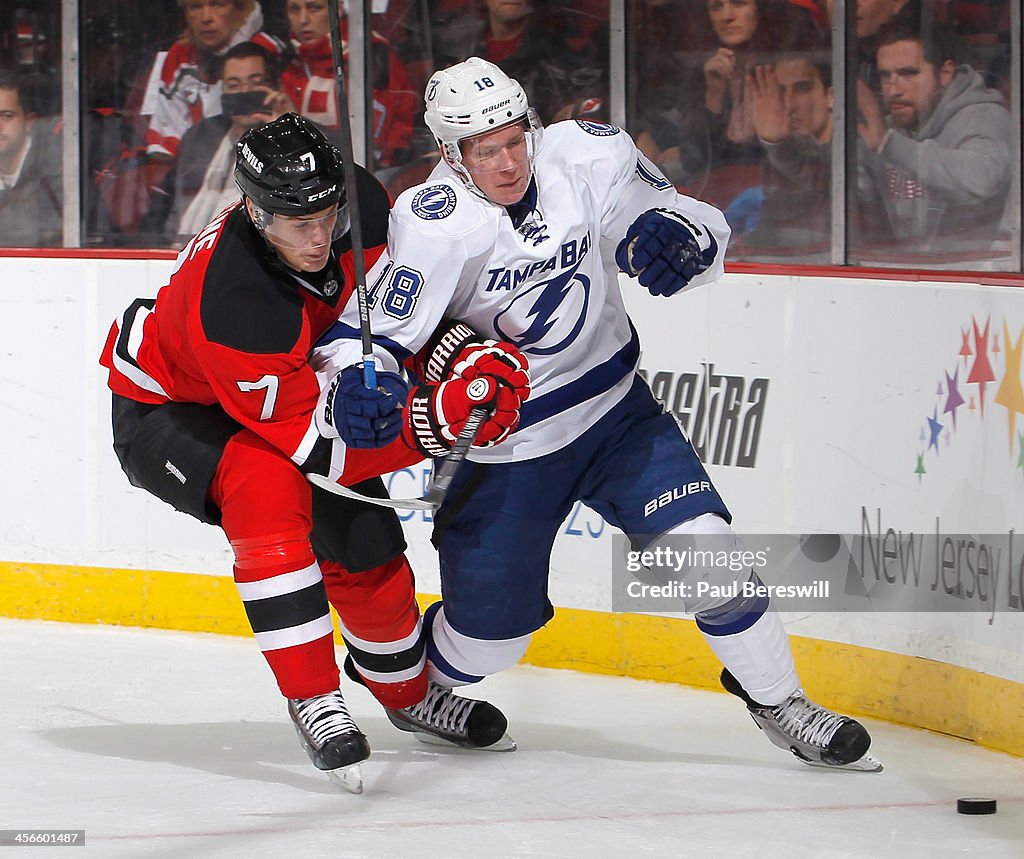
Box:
[243,195,269,231]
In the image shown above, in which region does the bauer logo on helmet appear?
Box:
[482,99,512,115]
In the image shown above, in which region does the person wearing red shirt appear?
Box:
[280,0,416,168]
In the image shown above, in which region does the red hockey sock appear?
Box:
[212,432,340,699]
[322,555,427,708]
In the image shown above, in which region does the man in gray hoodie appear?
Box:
[855,21,1013,258]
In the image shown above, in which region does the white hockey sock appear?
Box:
[700,609,799,706]
[426,603,532,687]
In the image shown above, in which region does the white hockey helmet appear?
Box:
[423,57,543,199]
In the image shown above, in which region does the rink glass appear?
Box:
[3,1,1021,273]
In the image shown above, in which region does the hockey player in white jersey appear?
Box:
[319,57,879,771]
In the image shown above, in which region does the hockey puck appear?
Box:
[957,797,997,815]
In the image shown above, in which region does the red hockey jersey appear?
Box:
[99,168,421,485]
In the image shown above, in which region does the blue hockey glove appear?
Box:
[615,208,719,297]
[325,365,408,448]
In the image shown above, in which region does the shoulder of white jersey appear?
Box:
[542,119,633,158]
[392,175,490,239]
[540,119,666,186]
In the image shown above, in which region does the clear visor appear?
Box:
[254,202,351,250]
[458,121,535,175]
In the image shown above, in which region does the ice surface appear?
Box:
[1,619,1020,858]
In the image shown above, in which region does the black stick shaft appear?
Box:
[326,0,376,388]
[423,407,491,506]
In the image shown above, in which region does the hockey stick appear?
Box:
[307,406,491,511]
[326,0,376,389]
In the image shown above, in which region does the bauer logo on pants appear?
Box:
[644,481,712,517]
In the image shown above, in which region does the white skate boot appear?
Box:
[288,689,371,793]
[721,669,882,772]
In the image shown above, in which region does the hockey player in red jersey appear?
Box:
[99,113,525,792]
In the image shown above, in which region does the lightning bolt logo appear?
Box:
[495,258,590,355]
[411,185,457,220]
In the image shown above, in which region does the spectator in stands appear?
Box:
[858,0,911,38]
[0,70,62,247]
[635,0,823,197]
[855,0,919,89]
[145,0,284,160]
[854,21,1013,253]
[280,0,416,169]
[431,0,605,125]
[744,53,833,253]
[147,42,295,242]
[82,13,136,239]
[701,0,824,163]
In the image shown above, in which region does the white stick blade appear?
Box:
[307,473,436,511]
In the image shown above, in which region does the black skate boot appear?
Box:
[344,654,516,751]
[288,689,371,793]
[386,680,517,751]
[721,669,882,772]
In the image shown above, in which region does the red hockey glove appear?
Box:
[415,320,531,403]
[452,342,531,404]
[402,376,521,457]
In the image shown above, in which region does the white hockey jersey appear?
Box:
[321,120,731,463]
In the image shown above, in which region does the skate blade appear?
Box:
[292,725,368,793]
[326,762,365,794]
[413,731,518,752]
[801,751,884,773]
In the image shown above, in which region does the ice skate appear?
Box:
[386,680,517,751]
[721,669,882,772]
[288,689,371,794]
[343,655,516,751]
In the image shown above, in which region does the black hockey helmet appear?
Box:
[234,112,346,216]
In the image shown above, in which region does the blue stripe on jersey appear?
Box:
[315,321,413,363]
[518,324,640,430]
